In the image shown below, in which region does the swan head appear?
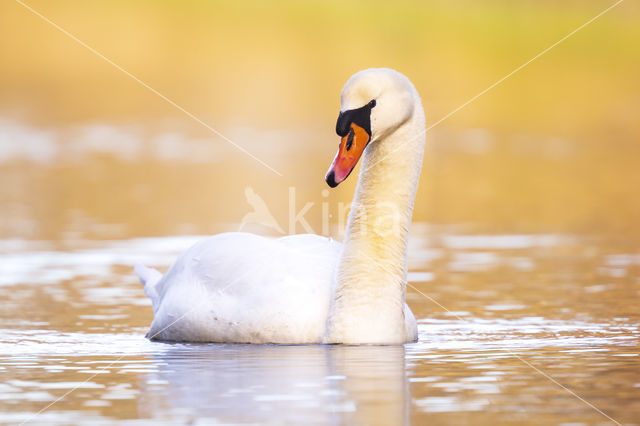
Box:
[325,68,416,188]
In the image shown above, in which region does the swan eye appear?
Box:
[369,99,376,108]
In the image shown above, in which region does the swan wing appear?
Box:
[145,232,341,343]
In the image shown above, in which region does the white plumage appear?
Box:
[136,68,426,344]
[138,233,340,343]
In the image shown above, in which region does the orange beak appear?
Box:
[325,122,371,187]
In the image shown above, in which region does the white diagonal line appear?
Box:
[18,263,252,425]
[16,297,206,426]
[407,282,622,425]
[12,0,626,423]
[346,245,620,425]
[14,0,283,177]
[423,0,625,133]
[362,0,625,174]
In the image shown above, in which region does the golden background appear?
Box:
[1,0,639,240]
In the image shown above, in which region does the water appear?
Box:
[2,1,639,423]
[1,232,638,425]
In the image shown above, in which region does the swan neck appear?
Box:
[344,112,424,263]
[326,104,425,344]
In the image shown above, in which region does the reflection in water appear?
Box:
[1,1,639,422]
[0,234,638,424]
[138,345,409,424]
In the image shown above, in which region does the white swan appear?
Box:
[135,68,426,344]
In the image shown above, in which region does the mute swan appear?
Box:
[135,68,425,344]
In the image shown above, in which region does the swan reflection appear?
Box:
[138,344,410,424]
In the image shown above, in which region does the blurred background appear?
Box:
[0,0,639,240]
[1,2,640,424]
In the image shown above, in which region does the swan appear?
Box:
[135,68,426,344]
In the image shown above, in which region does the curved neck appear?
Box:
[326,102,425,344]
[344,115,425,261]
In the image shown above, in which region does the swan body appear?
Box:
[136,68,426,344]
[137,233,416,343]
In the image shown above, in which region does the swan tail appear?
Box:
[134,264,163,302]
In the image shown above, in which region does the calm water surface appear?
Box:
[1,231,638,425]
[1,2,639,423]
